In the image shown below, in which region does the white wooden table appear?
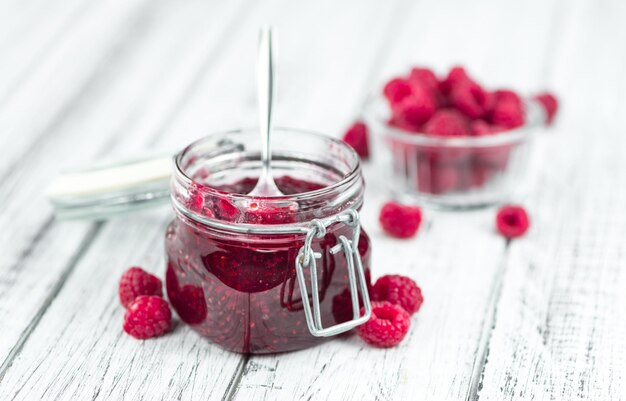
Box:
[1,0,625,399]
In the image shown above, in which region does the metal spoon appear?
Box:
[248,26,283,197]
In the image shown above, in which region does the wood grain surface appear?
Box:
[0,0,622,400]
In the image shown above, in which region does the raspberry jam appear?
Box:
[165,128,371,354]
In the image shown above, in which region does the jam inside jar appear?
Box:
[165,128,371,354]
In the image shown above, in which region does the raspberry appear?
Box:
[342,121,370,159]
[533,92,558,125]
[391,87,436,129]
[439,66,472,96]
[372,275,423,315]
[383,77,412,104]
[409,67,439,94]
[356,301,410,347]
[423,109,470,137]
[119,267,163,308]
[123,296,172,339]
[450,81,493,119]
[488,91,525,129]
[379,201,422,238]
[493,89,522,105]
[496,204,530,238]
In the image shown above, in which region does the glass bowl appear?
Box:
[365,95,546,209]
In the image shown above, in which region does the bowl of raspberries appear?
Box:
[365,65,558,209]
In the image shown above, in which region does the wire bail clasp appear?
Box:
[295,209,372,337]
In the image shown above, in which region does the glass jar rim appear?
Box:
[365,94,545,147]
[174,126,362,202]
[171,127,364,233]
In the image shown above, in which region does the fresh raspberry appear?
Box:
[492,89,522,105]
[383,77,413,104]
[123,296,172,339]
[496,204,530,238]
[372,275,423,315]
[356,301,410,347]
[391,87,436,129]
[423,109,470,137]
[342,121,370,159]
[409,67,439,94]
[450,81,493,119]
[533,92,558,125]
[488,91,525,128]
[119,267,163,308]
[439,66,472,96]
[379,201,422,239]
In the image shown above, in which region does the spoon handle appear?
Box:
[257,25,274,184]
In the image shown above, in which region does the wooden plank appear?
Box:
[232,0,564,400]
[0,0,91,106]
[0,0,151,178]
[0,0,250,373]
[478,1,626,399]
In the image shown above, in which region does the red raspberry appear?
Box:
[356,301,410,347]
[496,204,530,238]
[493,89,522,105]
[383,77,412,104]
[123,296,172,339]
[372,275,423,315]
[379,201,422,239]
[450,81,493,119]
[342,121,370,160]
[488,90,525,129]
[533,92,558,125]
[391,87,436,129]
[423,109,470,137]
[439,66,472,96]
[489,101,525,129]
[409,67,439,94]
[119,267,163,308]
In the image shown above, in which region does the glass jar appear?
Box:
[165,128,372,354]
